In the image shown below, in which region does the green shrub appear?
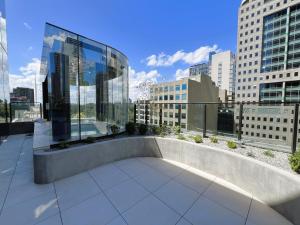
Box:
[110,125,120,136]
[263,150,275,158]
[138,124,148,135]
[159,125,171,137]
[150,125,160,135]
[247,151,255,158]
[84,137,96,144]
[289,151,300,174]
[227,140,237,149]
[177,134,186,140]
[210,136,218,143]
[173,126,181,135]
[125,122,136,135]
[193,135,203,143]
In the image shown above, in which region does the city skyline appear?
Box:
[6,0,241,100]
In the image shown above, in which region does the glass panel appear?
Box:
[79,36,107,138]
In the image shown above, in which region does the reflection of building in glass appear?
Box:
[40,23,128,141]
[147,75,219,131]
[0,0,9,123]
[10,87,34,103]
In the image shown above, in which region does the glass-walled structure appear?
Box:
[0,0,10,123]
[40,23,128,141]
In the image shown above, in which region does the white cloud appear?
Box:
[175,68,190,81]
[146,45,220,67]
[23,22,32,30]
[10,58,41,102]
[129,67,160,101]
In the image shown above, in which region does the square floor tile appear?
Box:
[203,183,251,218]
[89,164,130,190]
[247,199,293,225]
[35,214,62,225]
[105,179,149,213]
[184,197,245,225]
[123,195,180,225]
[154,180,199,215]
[107,216,127,225]
[0,192,59,225]
[0,174,11,192]
[55,172,101,211]
[61,194,119,225]
[134,167,171,192]
[5,182,54,208]
[176,218,192,225]
[10,170,33,188]
[150,160,185,178]
[114,159,154,178]
[174,170,212,194]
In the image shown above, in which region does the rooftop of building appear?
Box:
[0,134,295,225]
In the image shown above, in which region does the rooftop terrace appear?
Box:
[0,135,296,225]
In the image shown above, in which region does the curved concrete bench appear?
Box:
[33,137,300,225]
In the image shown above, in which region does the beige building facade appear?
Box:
[147,75,219,132]
[210,51,236,101]
[236,0,300,148]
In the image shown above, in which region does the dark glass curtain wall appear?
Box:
[40,23,128,141]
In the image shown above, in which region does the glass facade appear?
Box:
[287,4,300,69]
[259,82,283,103]
[40,23,128,141]
[0,0,9,123]
[261,9,287,73]
[261,4,300,72]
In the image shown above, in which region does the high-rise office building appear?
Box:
[236,0,300,146]
[210,51,236,101]
[0,0,9,123]
[189,63,209,76]
[236,0,300,103]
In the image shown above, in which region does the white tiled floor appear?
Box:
[0,135,295,225]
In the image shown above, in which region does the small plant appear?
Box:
[177,134,186,140]
[158,125,171,137]
[227,140,237,149]
[173,126,181,135]
[58,141,70,149]
[263,150,275,158]
[84,137,96,144]
[193,135,203,143]
[125,122,136,135]
[210,136,218,143]
[110,125,120,136]
[150,125,160,135]
[247,151,255,158]
[138,124,148,135]
[289,151,300,174]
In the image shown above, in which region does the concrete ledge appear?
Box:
[33,137,161,184]
[155,138,300,225]
[33,136,300,224]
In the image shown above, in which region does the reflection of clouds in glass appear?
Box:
[44,32,67,48]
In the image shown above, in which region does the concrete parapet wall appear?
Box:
[33,136,300,225]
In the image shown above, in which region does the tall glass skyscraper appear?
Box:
[40,23,129,141]
[0,0,9,123]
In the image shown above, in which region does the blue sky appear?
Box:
[7,0,241,98]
